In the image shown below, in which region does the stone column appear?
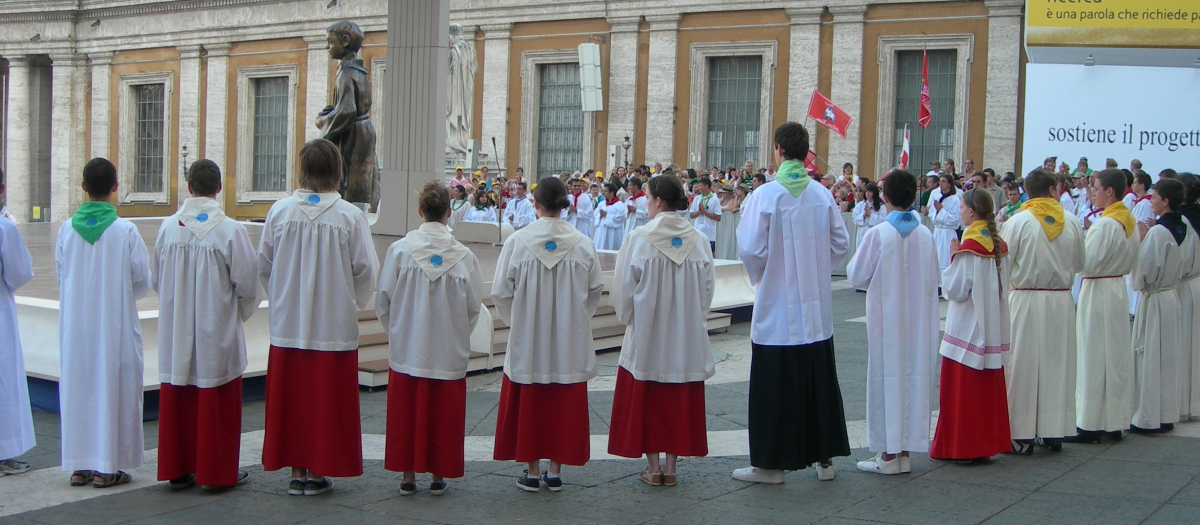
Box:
[828,5,867,172]
[479,23,511,173]
[89,52,114,161]
[203,43,231,179]
[644,14,680,166]
[374,0,449,235]
[605,16,640,169]
[49,53,87,221]
[177,45,203,206]
[984,0,1024,174]
[5,56,31,222]
[786,8,824,134]
[304,35,331,143]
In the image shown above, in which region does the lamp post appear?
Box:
[181,145,190,173]
[622,136,631,168]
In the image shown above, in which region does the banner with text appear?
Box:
[1026,0,1200,47]
[1021,63,1200,179]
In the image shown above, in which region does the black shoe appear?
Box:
[1064,429,1102,444]
[398,481,416,495]
[1130,424,1156,434]
[304,478,333,496]
[515,470,539,492]
[1108,430,1127,441]
[201,471,250,490]
[429,481,448,495]
[169,474,195,490]
[287,479,306,496]
[1162,423,1175,432]
[540,471,563,492]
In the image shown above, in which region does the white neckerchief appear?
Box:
[399,221,471,281]
[636,211,704,265]
[176,197,226,240]
[293,189,342,221]
[514,217,583,270]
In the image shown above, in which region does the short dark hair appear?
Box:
[752,173,766,184]
[516,181,528,190]
[418,181,450,222]
[298,139,343,193]
[1024,168,1057,199]
[186,159,222,197]
[1177,173,1199,206]
[772,122,810,161]
[983,168,995,179]
[1095,169,1127,196]
[532,177,570,212]
[882,170,918,209]
[1134,170,1153,191]
[647,173,689,211]
[843,162,853,171]
[603,183,620,196]
[327,20,365,52]
[627,177,642,190]
[83,157,118,199]
[697,177,712,189]
[1160,168,1178,179]
[1155,178,1185,212]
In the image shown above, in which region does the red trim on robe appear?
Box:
[607,367,708,458]
[384,371,467,478]
[951,239,1006,260]
[157,378,243,486]
[262,346,363,477]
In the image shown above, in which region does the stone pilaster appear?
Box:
[89,52,114,161]
[786,7,824,146]
[606,16,640,169]
[177,45,203,206]
[984,0,1024,174]
[479,23,511,172]
[304,35,331,142]
[49,54,87,221]
[5,56,31,221]
[203,43,231,177]
[828,5,867,172]
[644,14,680,166]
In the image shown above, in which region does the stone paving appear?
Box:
[5,283,1200,524]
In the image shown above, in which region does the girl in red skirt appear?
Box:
[257,138,379,495]
[607,175,715,486]
[931,189,1013,460]
[491,177,604,492]
[376,181,483,495]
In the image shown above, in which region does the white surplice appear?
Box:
[1001,208,1086,440]
[940,246,1011,371]
[504,196,536,230]
[614,212,716,383]
[56,217,151,472]
[563,192,594,237]
[624,194,649,234]
[152,197,259,388]
[1174,222,1200,419]
[447,198,470,229]
[492,217,604,384]
[1128,196,1154,315]
[847,220,940,454]
[464,205,497,223]
[593,199,628,251]
[0,219,34,460]
[931,194,962,270]
[737,181,849,346]
[1075,216,1140,432]
[852,201,885,248]
[1131,224,1185,429]
[376,222,484,380]
[257,190,378,351]
[1183,215,1200,418]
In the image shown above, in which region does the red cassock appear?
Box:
[384,371,467,478]
[261,346,363,477]
[607,367,708,458]
[493,375,590,466]
[157,378,244,486]
[930,357,1012,460]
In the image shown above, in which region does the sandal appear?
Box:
[70,470,94,487]
[93,471,132,488]
[1008,440,1034,455]
[639,469,662,486]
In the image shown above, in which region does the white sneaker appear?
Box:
[816,463,836,481]
[732,467,785,484]
[856,453,903,475]
[898,455,912,473]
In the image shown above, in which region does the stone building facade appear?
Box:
[0,0,1025,221]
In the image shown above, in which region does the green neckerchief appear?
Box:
[71,201,119,245]
[699,192,714,210]
[1004,201,1021,217]
[451,198,468,211]
[775,158,810,197]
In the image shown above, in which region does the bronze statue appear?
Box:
[316,20,380,211]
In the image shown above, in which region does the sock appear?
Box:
[545,472,560,479]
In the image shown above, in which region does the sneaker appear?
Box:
[429,481,448,495]
[398,481,417,496]
[816,461,836,481]
[856,453,902,475]
[287,479,306,496]
[169,474,195,490]
[515,470,540,493]
[898,455,912,474]
[0,459,31,477]
[732,466,785,484]
[541,472,563,492]
[201,471,250,490]
[304,477,333,496]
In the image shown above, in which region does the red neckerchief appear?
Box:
[630,191,645,201]
[1124,188,1134,196]
[1086,206,1103,220]
[571,191,582,207]
[1134,194,1151,205]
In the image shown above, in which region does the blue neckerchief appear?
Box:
[885,210,919,238]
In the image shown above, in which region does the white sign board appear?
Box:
[1021,63,1200,178]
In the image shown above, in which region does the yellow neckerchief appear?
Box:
[1101,200,1136,237]
[961,220,995,253]
[1020,197,1065,241]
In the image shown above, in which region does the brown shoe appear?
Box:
[662,473,677,486]
[638,469,662,486]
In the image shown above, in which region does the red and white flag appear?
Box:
[899,124,910,169]
[918,50,932,128]
[804,150,823,178]
[806,90,852,139]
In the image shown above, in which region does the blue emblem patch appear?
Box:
[86,218,97,227]
[981,228,990,237]
[544,241,557,253]
[307,194,320,204]
[196,213,209,223]
[1044,216,1056,225]
[430,255,443,267]
[789,173,800,180]
[671,237,683,248]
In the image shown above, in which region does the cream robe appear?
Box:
[593,199,628,251]
[464,205,497,223]
[152,198,259,388]
[257,190,378,351]
[1075,216,1140,432]
[0,220,34,460]
[1175,222,1200,419]
[492,217,604,384]
[1131,225,1185,429]
[376,222,483,380]
[614,213,716,383]
[1001,208,1086,440]
[931,194,962,271]
[624,194,649,234]
[504,196,536,230]
[940,248,1011,371]
[1128,196,1154,315]
[563,192,594,237]
[448,199,470,229]
[56,218,151,472]
[847,221,940,454]
[1184,218,1200,418]
[737,181,849,346]
[852,202,886,248]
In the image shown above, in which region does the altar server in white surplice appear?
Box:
[57,157,152,488]
[1130,178,1188,432]
[447,185,471,229]
[1000,168,1085,453]
[504,182,536,231]
[1177,173,1200,420]
[593,183,628,251]
[0,169,35,476]
[624,177,649,234]
[563,179,594,237]
[1074,169,1140,442]
[846,170,940,475]
[153,160,258,490]
[931,174,963,272]
[1127,171,1155,315]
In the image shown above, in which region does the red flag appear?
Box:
[918,50,932,128]
[899,124,910,169]
[806,90,852,139]
[804,150,823,178]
